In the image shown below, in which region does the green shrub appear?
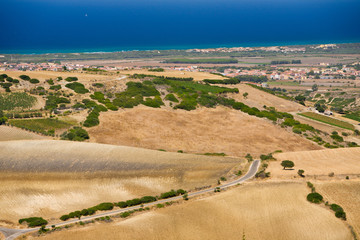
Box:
[165,93,179,102]
[65,77,78,82]
[142,96,164,108]
[120,212,131,218]
[307,192,323,203]
[19,75,30,81]
[156,204,165,208]
[30,78,40,84]
[140,196,157,203]
[95,202,114,211]
[330,204,343,212]
[49,85,61,91]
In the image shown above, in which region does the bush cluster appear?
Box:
[45,95,70,110]
[65,77,78,82]
[61,127,89,141]
[19,217,48,227]
[65,82,89,94]
[307,192,323,204]
[60,202,114,221]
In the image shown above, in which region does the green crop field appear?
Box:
[9,118,73,135]
[0,92,37,110]
[344,112,360,122]
[298,112,354,130]
[268,81,300,86]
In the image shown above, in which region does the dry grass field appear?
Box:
[268,148,360,179]
[0,140,242,223]
[28,182,352,240]
[88,106,320,157]
[118,69,226,81]
[226,84,306,112]
[0,125,47,141]
[317,180,360,237]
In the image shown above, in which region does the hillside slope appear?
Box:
[227,83,305,112]
[0,140,242,222]
[88,106,321,157]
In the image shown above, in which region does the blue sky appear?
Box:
[1,0,359,53]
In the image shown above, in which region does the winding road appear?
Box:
[0,160,260,240]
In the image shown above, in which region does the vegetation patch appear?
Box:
[61,127,89,141]
[0,92,37,110]
[307,192,323,204]
[19,217,48,227]
[65,82,89,94]
[9,118,73,135]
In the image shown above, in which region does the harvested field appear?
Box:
[0,125,47,141]
[268,148,360,179]
[118,69,226,81]
[226,83,305,112]
[317,180,360,237]
[29,182,352,240]
[88,106,321,157]
[0,140,242,222]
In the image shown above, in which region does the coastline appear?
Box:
[1,39,360,55]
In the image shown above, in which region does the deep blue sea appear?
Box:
[1,0,360,54]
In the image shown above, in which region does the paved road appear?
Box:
[0,160,260,240]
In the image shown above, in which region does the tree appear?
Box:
[312,84,318,91]
[281,160,294,170]
[243,92,248,99]
[298,169,305,177]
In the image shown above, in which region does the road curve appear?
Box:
[1,160,260,240]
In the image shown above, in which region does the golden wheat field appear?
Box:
[316,180,360,237]
[27,182,352,240]
[267,148,360,179]
[0,140,243,223]
[88,106,321,157]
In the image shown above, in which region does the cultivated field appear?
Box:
[268,148,360,179]
[88,106,321,157]
[28,182,352,240]
[0,140,242,223]
[299,112,354,130]
[317,180,360,237]
[226,84,306,112]
[0,125,47,141]
[118,69,226,81]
